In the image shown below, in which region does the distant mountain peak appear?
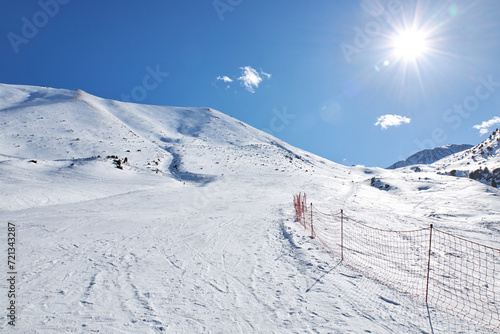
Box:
[436,128,500,167]
[434,128,500,188]
[387,144,473,169]
[465,128,500,160]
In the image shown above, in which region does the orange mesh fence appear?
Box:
[343,216,430,299]
[428,228,500,330]
[293,193,308,229]
[292,194,500,332]
[311,206,342,257]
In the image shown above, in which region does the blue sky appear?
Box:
[2,0,500,167]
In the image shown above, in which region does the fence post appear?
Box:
[341,209,344,261]
[310,203,315,238]
[425,224,433,304]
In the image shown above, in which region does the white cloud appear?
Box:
[238,66,264,93]
[375,114,411,130]
[261,71,272,79]
[473,116,500,136]
[215,67,271,93]
[216,76,233,83]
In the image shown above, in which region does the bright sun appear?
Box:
[393,30,428,60]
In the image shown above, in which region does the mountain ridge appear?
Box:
[0,83,342,189]
[434,128,500,187]
[387,144,473,169]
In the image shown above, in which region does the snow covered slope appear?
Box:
[387,144,473,169]
[432,128,500,188]
[0,83,499,333]
[0,83,332,211]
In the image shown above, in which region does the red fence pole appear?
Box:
[425,224,433,304]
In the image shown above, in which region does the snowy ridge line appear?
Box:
[293,193,500,332]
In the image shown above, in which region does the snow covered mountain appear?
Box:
[1,83,499,333]
[387,144,473,169]
[0,84,322,180]
[0,83,335,211]
[433,128,500,187]
[386,129,500,189]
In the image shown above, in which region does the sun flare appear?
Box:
[393,30,428,60]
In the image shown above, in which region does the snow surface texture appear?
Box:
[0,83,499,333]
[387,144,473,169]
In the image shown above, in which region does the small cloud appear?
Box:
[238,66,272,93]
[375,114,411,130]
[216,76,233,83]
[214,66,271,93]
[238,66,262,93]
[473,116,500,136]
[261,71,272,79]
